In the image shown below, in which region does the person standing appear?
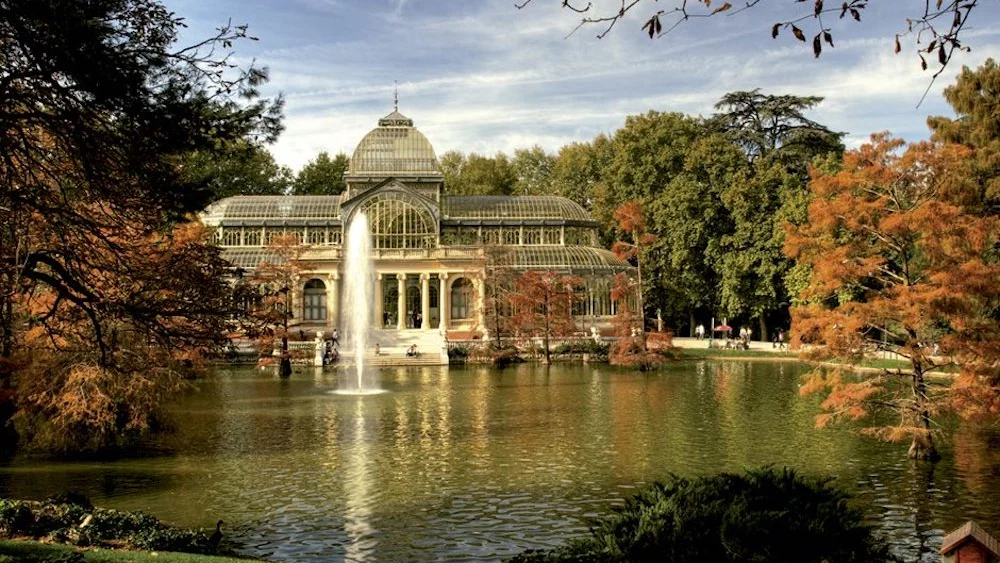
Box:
[695,324,705,340]
[331,327,339,347]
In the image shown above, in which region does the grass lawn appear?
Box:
[0,540,266,563]
[676,348,799,359]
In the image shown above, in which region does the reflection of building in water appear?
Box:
[202,109,635,341]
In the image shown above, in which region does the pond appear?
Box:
[1,361,999,562]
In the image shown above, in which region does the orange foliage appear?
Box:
[507,270,583,364]
[789,133,1000,458]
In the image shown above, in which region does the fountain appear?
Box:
[337,211,384,394]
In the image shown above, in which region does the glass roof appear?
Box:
[507,246,632,272]
[349,111,441,175]
[443,196,594,222]
[220,248,285,269]
[202,196,344,224]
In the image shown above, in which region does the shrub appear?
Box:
[553,340,610,358]
[508,467,897,563]
[0,497,222,555]
[609,337,671,371]
[490,347,524,367]
[448,345,469,361]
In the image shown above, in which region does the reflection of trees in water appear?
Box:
[953,424,1000,498]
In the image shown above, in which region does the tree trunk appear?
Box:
[759,317,768,343]
[907,367,940,461]
[907,436,939,461]
[279,336,292,378]
[542,330,551,365]
[689,311,696,337]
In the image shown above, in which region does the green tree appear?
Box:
[182,141,292,202]
[927,58,1000,215]
[601,111,705,218]
[509,467,896,563]
[645,135,736,329]
[511,145,554,195]
[711,89,844,169]
[439,150,467,193]
[709,91,842,340]
[292,151,349,195]
[444,152,517,195]
[549,135,613,210]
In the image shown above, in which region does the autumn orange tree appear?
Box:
[611,201,656,341]
[241,234,313,378]
[0,0,281,454]
[508,270,582,364]
[481,244,518,349]
[788,133,1000,461]
[608,272,670,370]
[11,221,236,453]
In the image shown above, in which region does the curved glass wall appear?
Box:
[359,193,437,250]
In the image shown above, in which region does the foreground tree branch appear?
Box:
[517,0,983,88]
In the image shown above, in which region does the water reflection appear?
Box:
[343,398,376,562]
[0,362,997,563]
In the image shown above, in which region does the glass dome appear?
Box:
[348,111,442,175]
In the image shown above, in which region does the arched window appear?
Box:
[451,278,474,320]
[303,279,327,321]
[358,193,436,249]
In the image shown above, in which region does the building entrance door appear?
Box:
[405,280,421,328]
[383,285,398,328]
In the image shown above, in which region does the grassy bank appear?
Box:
[676,347,958,377]
[0,540,265,562]
[676,348,799,360]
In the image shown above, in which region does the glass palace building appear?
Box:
[201,110,634,336]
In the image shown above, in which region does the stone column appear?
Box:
[374,274,383,329]
[474,277,486,336]
[439,273,450,331]
[328,273,340,329]
[397,273,406,330]
[420,273,430,330]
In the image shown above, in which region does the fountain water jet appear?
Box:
[336,211,384,394]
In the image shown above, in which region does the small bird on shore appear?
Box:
[209,519,224,550]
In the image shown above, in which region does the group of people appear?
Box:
[316,328,426,363]
[693,323,787,351]
[323,328,340,365]
[371,343,419,357]
[772,329,786,350]
[380,311,423,328]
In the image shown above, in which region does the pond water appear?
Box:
[1,361,999,562]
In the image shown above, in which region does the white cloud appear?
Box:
[192,0,1000,171]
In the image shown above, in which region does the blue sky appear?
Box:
[171,0,1000,172]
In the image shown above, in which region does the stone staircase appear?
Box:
[346,328,449,366]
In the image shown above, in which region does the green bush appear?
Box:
[448,345,469,360]
[0,497,221,556]
[508,467,897,563]
[553,340,609,357]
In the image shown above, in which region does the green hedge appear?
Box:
[508,467,897,563]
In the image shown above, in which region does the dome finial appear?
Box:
[393,80,398,112]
